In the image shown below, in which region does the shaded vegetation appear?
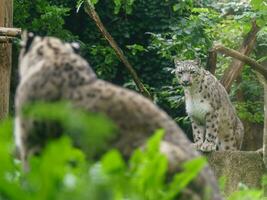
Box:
[3,0,267,199]
[0,103,266,199]
[0,103,207,200]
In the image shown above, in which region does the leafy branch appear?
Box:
[77,0,152,99]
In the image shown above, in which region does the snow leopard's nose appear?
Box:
[181,80,191,86]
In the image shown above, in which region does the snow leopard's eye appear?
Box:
[190,70,196,74]
[176,71,182,76]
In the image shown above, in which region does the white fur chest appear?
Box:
[184,89,212,124]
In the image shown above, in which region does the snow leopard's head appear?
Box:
[18,32,91,79]
[174,59,202,87]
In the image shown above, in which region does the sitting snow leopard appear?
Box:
[174,59,244,152]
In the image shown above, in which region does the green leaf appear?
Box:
[191,8,209,13]
[91,0,99,5]
[113,0,122,14]
[146,129,164,156]
[125,0,135,14]
[101,150,126,174]
[166,157,207,199]
[251,0,263,10]
[173,4,180,12]
[76,0,84,13]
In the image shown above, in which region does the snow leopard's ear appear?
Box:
[174,57,182,66]
[194,58,201,66]
[70,42,80,54]
[20,31,35,54]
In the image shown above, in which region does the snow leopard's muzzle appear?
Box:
[180,73,193,87]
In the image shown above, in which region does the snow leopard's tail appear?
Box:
[235,117,244,150]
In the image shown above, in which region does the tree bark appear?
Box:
[212,44,267,79]
[255,72,267,170]
[0,0,13,120]
[0,27,21,37]
[83,2,152,99]
[206,50,217,74]
[0,36,14,43]
[220,21,260,92]
[264,82,267,196]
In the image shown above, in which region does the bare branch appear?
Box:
[212,44,267,79]
[83,2,152,99]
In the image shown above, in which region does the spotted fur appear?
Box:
[174,59,244,152]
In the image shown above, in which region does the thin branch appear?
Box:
[0,27,21,37]
[212,44,267,79]
[83,2,152,99]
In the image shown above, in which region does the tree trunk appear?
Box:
[0,0,13,120]
[255,72,267,169]
[220,22,260,92]
[264,83,267,168]
[206,50,217,74]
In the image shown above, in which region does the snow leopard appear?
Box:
[174,59,244,152]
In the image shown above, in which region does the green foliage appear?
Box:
[87,45,120,80]
[235,101,264,123]
[12,0,266,155]
[112,0,135,14]
[13,0,265,135]
[231,66,264,123]
[14,0,75,39]
[8,0,267,199]
[173,0,193,13]
[0,104,206,200]
[251,0,267,27]
[148,8,219,60]
[76,0,135,14]
[227,184,263,200]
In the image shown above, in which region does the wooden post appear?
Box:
[0,0,13,120]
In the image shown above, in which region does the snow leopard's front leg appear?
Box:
[15,116,30,171]
[200,111,219,152]
[191,119,205,150]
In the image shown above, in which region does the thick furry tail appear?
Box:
[235,118,244,150]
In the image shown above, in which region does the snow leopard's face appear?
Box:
[19,32,80,78]
[174,59,201,87]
